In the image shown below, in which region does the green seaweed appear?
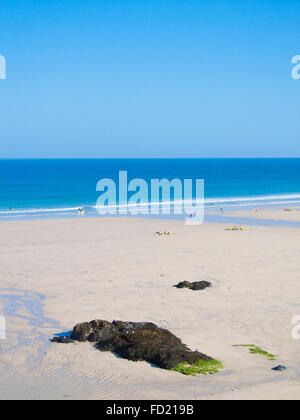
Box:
[171,359,223,376]
[233,344,277,360]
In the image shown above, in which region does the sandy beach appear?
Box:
[0,216,299,400]
[226,207,300,222]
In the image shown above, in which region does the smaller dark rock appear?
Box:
[51,336,73,344]
[272,365,287,371]
[174,281,211,291]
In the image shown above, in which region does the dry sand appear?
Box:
[0,216,299,400]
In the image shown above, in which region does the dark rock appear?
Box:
[51,336,73,343]
[174,281,211,290]
[272,365,287,371]
[58,319,213,371]
[71,319,118,342]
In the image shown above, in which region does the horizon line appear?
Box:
[0,157,300,160]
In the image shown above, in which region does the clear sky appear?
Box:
[0,0,299,158]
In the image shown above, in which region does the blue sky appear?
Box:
[0,0,299,158]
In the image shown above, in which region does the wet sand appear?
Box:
[226,207,300,222]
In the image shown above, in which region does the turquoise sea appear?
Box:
[0,158,299,221]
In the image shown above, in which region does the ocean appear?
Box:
[0,158,300,219]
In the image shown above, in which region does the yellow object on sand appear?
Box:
[156,231,175,236]
[225,225,249,231]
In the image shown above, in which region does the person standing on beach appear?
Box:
[78,208,85,216]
